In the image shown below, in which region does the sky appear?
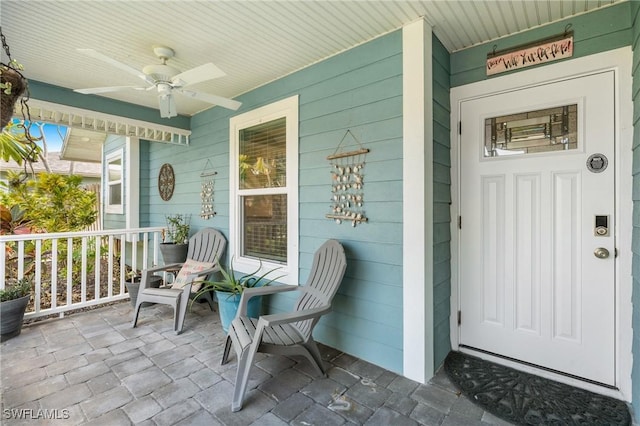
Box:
[31,123,65,152]
[13,120,65,152]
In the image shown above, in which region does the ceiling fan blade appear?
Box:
[77,48,151,83]
[177,88,241,111]
[158,94,177,118]
[171,63,226,87]
[74,85,147,94]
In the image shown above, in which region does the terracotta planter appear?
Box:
[1,67,27,130]
[0,295,30,341]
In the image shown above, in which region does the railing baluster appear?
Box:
[81,237,87,303]
[132,233,138,273]
[17,241,24,278]
[34,240,42,314]
[120,233,126,294]
[0,241,5,289]
[153,232,159,267]
[142,232,149,270]
[51,239,58,310]
[108,235,114,298]
[95,235,101,301]
[0,228,164,319]
[67,238,73,307]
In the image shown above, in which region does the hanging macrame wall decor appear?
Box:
[200,159,217,219]
[326,130,369,227]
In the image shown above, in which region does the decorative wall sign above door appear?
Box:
[486,29,573,76]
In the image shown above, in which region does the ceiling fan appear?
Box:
[74,46,241,118]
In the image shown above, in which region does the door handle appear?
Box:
[594,247,610,259]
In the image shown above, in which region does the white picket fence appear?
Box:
[0,227,165,320]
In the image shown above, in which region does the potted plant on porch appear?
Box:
[159,214,191,265]
[0,277,32,341]
[124,269,163,308]
[193,258,283,332]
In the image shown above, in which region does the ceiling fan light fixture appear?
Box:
[75,45,240,117]
[152,46,175,61]
[156,82,172,95]
[142,63,179,82]
[158,92,176,118]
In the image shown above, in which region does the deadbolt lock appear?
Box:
[594,215,609,237]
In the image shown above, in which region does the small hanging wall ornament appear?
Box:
[325,130,369,227]
[200,159,217,219]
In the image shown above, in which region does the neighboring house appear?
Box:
[1,150,103,230]
[0,151,101,186]
[16,2,640,420]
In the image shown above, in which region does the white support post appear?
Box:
[402,18,434,383]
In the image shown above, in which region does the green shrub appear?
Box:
[0,172,97,232]
[0,278,32,302]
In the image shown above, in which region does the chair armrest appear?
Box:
[177,266,221,289]
[138,263,183,289]
[237,285,298,317]
[144,263,184,274]
[257,305,331,327]
[185,266,220,281]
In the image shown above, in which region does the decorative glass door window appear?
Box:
[484,103,577,157]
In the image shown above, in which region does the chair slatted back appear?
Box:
[187,228,227,264]
[293,240,346,338]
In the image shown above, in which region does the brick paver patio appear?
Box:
[0,301,513,425]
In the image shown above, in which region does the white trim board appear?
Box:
[24,99,191,145]
[449,47,633,401]
[402,18,434,383]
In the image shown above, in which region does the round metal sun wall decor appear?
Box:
[158,163,175,201]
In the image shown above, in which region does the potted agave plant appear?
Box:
[0,277,32,341]
[159,214,191,265]
[194,258,283,332]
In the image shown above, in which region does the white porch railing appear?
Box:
[0,227,165,320]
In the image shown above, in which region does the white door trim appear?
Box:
[450,47,633,401]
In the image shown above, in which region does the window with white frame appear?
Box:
[229,96,299,284]
[105,149,123,214]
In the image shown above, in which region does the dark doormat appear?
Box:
[444,351,631,425]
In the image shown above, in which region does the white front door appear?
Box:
[459,71,616,385]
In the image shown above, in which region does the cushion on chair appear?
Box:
[171,258,213,292]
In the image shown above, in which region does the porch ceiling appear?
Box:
[1,1,624,118]
[60,128,105,163]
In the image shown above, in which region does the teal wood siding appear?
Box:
[432,35,451,370]
[145,31,405,373]
[297,32,403,372]
[631,1,640,420]
[450,2,632,87]
[103,135,126,230]
[145,107,233,237]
